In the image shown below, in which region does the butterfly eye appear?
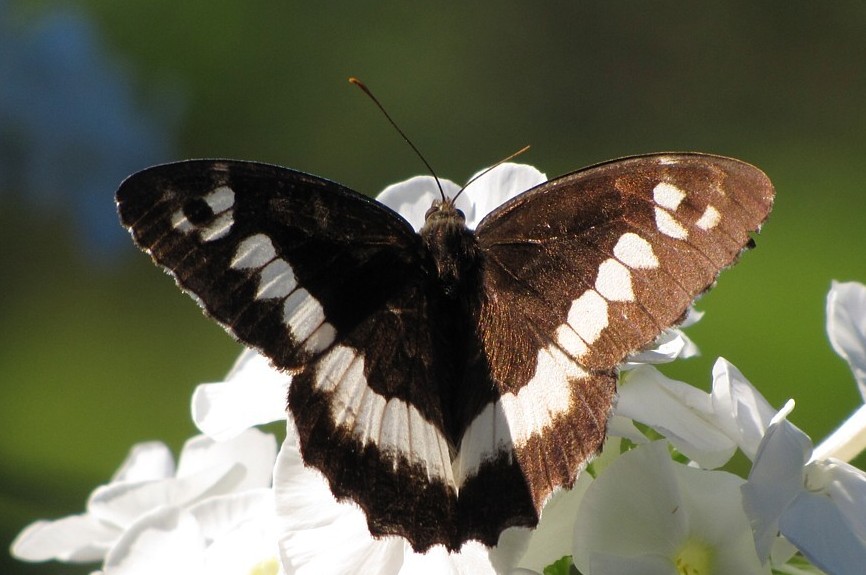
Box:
[425,202,442,220]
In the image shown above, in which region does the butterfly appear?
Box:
[116,153,774,551]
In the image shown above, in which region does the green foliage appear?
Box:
[544,555,580,575]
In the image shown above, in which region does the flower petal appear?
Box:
[516,476,591,572]
[189,487,275,543]
[192,350,289,441]
[741,401,811,562]
[194,490,284,575]
[616,366,736,468]
[673,465,764,574]
[111,441,175,483]
[826,280,866,396]
[813,404,866,462]
[103,506,205,575]
[11,514,116,562]
[175,429,277,490]
[573,442,686,573]
[778,457,866,575]
[588,553,675,575]
[376,175,461,232]
[709,357,776,461]
[274,422,405,574]
[87,463,241,528]
[780,490,866,575]
[461,163,546,228]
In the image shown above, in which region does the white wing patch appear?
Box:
[696,204,721,230]
[231,234,336,353]
[313,344,454,483]
[283,289,327,342]
[566,289,609,345]
[652,182,686,211]
[257,259,297,299]
[171,185,236,242]
[613,232,659,269]
[654,206,689,240]
[454,345,585,487]
[595,258,634,302]
[231,234,277,269]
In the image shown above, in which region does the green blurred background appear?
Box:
[2,1,865,573]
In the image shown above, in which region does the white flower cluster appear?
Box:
[12,165,866,575]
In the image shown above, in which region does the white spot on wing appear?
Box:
[556,324,588,357]
[454,405,509,488]
[231,234,276,269]
[567,289,609,344]
[595,258,634,302]
[379,399,409,465]
[613,233,659,269]
[305,322,336,354]
[282,288,325,342]
[199,211,234,242]
[256,259,297,299]
[455,345,586,486]
[654,207,689,240]
[696,204,721,230]
[314,345,356,393]
[204,186,235,213]
[171,209,194,233]
[354,386,385,446]
[653,182,686,211]
[330,358,368,429]
[312,344,454,483]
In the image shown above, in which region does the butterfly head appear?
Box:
[420,197,480,298]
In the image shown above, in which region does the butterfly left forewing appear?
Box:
[117,160,426,369]
[464,153,773,514]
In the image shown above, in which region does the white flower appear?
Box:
[193,348,290,441]
[376,163,547,232]
[614,357,776,468]
[12,429,277,571]
[101,488,284,575]
[814,280,866,461]
[572,441,768,575]
[827,280,866,392]
[742,401,866,575]
[273,418,529,575]
[622,308,702,368]
[512,474,593,573]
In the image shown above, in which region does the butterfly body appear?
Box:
[117,153,774,551]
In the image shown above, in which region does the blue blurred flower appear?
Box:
[0,0,182,258]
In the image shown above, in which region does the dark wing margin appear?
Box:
[116,160,461,550]
[463,153,773,520]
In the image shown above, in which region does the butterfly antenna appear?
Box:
[452,144,531,202]
[349,77,446,201]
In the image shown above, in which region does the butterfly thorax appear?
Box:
[420,198,482,299]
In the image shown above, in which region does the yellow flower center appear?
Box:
[674,538,713,575]
[248,557,280,575]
